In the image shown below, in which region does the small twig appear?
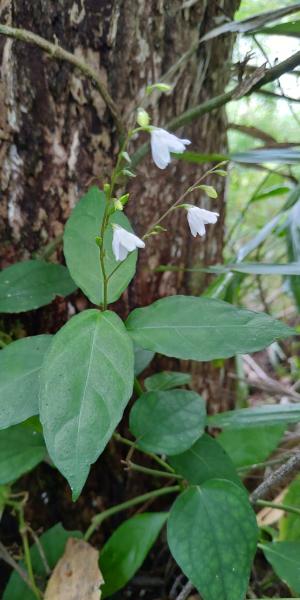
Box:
[27,527,51,576]
[0,541,34,592]
[0,23,123,133]
[250,452,300,503]
[175,580,194,600]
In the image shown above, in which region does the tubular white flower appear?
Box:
[112,224,145,262]
[150,127,191,169]
[186,206,219,237]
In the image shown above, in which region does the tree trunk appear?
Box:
[0,0,240,410]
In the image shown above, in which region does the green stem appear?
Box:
[37,233,63,260]
[134,377,143,397]
[84,485,180,541]
[113,432,174,473]
[18,507,41,599]
[99,203,110,311]
[125,460,183,480]
[255,499,300,517]
[142,161,225,239]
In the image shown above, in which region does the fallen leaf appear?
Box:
[257,489,286,526]
[44,537,103,600]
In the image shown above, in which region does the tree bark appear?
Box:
[0,0,240,409]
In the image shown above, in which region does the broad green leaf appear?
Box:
[3,523,82,600]
[100,513,167,597]
[201,4,300,41]
[261,542,300,594]
[218,425,285,469]
[169,433,242,487]
[168,481,258,600]
[64,187,137,305]
[126,296,293,362]
[279,477,300,541]
[129,390,206,455]
[144,371,191,391]
[251,20,300,37]
[208,403,300,429]
[0,335,52,429]
[39,309,134,499]
[231,148,300,165]
[134,344,154,375]
[0,260,76,313]
[0,423,46,484]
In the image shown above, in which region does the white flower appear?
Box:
[150,128,191,169]
[112,224,145,261]
[186,206,219,237]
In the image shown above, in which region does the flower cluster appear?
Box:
[111,109,219,262]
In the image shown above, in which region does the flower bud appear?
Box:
[114,199,123,211]
[137,108,150,128]
[146,83,172,94]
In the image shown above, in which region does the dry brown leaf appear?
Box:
[44,537,104,600]
[257,489,286,526]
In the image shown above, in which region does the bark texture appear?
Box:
[0,0,240,409]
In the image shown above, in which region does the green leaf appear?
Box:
[39,309,134,499]
[169,434,242,488]
[129,390,206,455]
[251,20,300,38]
[126,295,293,362]
[64,187,137,305]
[231,148,300,165]
[237,213,285,262]
[279,477,300,541]
[144,371,191,391]
[197,184,218,198]
[3,523,82,600]
[0,335,52,429]
[208,403,300,429]
[134,344,154,376]
[100,513,167,598]
[226,263,300,276]
[0,485,10,520]
[261,542,300,594]
[0,423,46,484]
[158,263,300,276]
[252,185,291,202]
[0,260,76,313]
[200,4,300,41]
[168,481,258,600]
[218,425,285,469]
[172,151,228,164]
[287,200,300,311]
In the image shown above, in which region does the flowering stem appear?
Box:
[143,161,225,239]
[84,485,180,541]
[99,207,109,311]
